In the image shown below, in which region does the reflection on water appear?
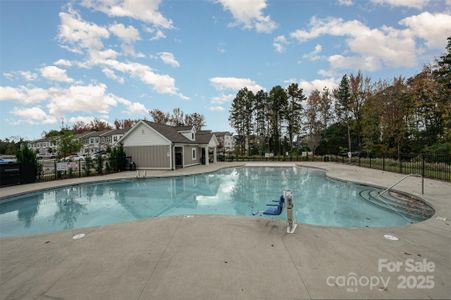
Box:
[53,188,87,229]
[16,194,42,228]
[0,167,420,237]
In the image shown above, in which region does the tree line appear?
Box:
[229,37,451,156]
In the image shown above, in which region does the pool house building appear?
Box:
[119,120,218,170]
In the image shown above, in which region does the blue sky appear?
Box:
[1,0,450,140]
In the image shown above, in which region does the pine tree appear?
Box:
[229,88,247,154]
[305,89,322,154]
[268,86,288,155]
[319,87,333,130]
[285,83,305,150]
[432,36,451,142]
[254,90,268,154]
[334,75,352,160]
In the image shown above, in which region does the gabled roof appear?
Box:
[143,121,194,143]
[30,137,49,143]
[100,128,129,137]
[196,132,215,144]
[174,125,193,131]
[79,130,111,139]
[74,132,92,139]
[139,120,215,145]
[212,131,232,137]
[80,131,100,138]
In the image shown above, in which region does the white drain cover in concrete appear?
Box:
[384,234,399,241]
[72,233,86,240]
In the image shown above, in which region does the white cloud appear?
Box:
[126,102,148,114]
[2,72,14,80]
[291,17,370,41]
[79,47,187,99]
[2,83,149,124]
[290,16,417,69]
[46,83,119,115]
[20,71,38,81]
[158,52,180,68]
[273,35,289,53]
[0,86,49,104]
[102,68,125,83]
[290,9,451,73]
[400,12,451,48]
[55,6,187,99]
[109,23,141,43]
[2,71,38,81]
[81,0,173,28]
[328,55,381,71]
[11,107,57,124]
[211,93,235,104]
[54,59,73,67]
[109,23,143,56]
[303,44,322,61]
[88,48,120,62]
[97,59,188,99]
[40,66,74,83]
[58,7,110,53]
[116,98,148,114]
[209,105,225,111]
[371,0,430,9]
[69,116,101,124]
[286,78,339,95]
[216,0,277,33]
[143,26,167,40]
[210,77,264,93]
[338,0,353,5]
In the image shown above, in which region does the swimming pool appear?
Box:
[0,167,434,237]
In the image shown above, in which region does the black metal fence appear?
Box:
[36,156,135,182]
[220,153,451,182]
[0,157,135,187]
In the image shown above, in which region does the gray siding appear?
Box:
[183,145,201,166]
[125,145,171,169]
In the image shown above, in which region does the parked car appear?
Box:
[90,151,108,160]
[62,155,85,161]
[0,158,16,164]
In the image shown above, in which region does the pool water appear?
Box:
[0,167,427,237]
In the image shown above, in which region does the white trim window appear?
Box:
[192,148,196,160]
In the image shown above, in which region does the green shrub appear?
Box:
[109,143,127,172]
[84,156,93,176]
[16,143,38,183]
[96,154,103,175]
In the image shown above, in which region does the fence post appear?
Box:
[399,156,402,174]
[79,160,81,177]
[383,153,385,171]
[54,160,57,180]
[358,155,360,167]
[369,153,372,168]
[421,153,425,195]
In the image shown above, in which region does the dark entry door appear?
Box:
[175,152,182,167]
[201,148,206,164]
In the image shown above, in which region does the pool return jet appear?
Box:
[252,190,297,234]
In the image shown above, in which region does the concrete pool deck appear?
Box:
[1,162,450,299]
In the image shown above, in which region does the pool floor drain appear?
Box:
[384,234,399,241]
[72,233,86,240]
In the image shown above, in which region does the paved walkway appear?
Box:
[1,162,450,299]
